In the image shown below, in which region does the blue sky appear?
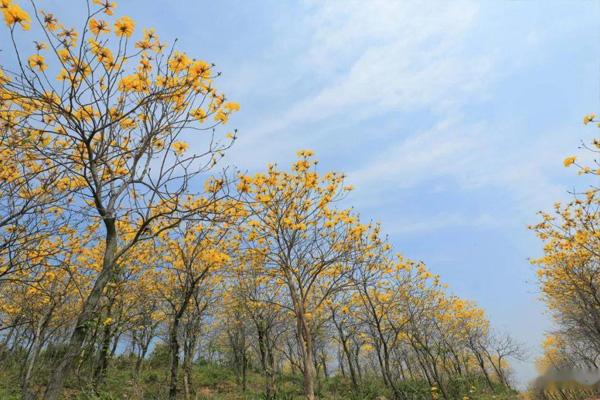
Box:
[106,0,600,387]
[8,0,600,388]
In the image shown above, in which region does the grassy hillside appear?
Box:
[0,354,519,400]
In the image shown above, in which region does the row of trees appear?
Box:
[529,114,600,399]
[0,1,520,399]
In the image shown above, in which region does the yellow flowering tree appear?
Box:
[230,249,288,399]
[236,151,366,400]
[0,1,239,397]
[154,201,236,400]
[529,112,600,398]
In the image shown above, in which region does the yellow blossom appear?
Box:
[583,113,596,125]
[172,141,189,156]
[3,3,30,30]
[93,0,116,15]
[88,18,110,35]
[28,54,47,72]
[224,101,240,112]
[563,156,576,167]
[190,108,207,122]
[114,16,134,38]
[214,110,228,124]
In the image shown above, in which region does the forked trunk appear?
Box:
[257,327,277,399]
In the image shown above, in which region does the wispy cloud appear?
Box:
[231,0,491,158]
[348,117,486,189]
[385,212,501,235]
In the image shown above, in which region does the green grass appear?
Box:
[0,355,520,400]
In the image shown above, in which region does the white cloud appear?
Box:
[348,116,486,189]
[385,212,501,235]
[237,0,489,145]
[346,116,572,218]
[226,0,574,225]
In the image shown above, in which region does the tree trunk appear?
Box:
[341,337,358,389]
[183,318,201,400]
[242,345,247,392]
[353,345,362,380]
[22,308,52,400]
[183,367,191,400]
[473,349,494,390]
[338,348,346,378]
[298,314,316,400]
[168,315,181,400]
[257,326,277,399]
[0,319,18,362]
[93,320,113,389]
[44,219,118,400]
[134,341,149,378]
[320,352,328,379]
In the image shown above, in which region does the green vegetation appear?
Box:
[0,351,519,399]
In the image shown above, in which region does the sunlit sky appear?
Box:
[13,0,600,388]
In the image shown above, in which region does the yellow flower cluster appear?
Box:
[2,1,30,30]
